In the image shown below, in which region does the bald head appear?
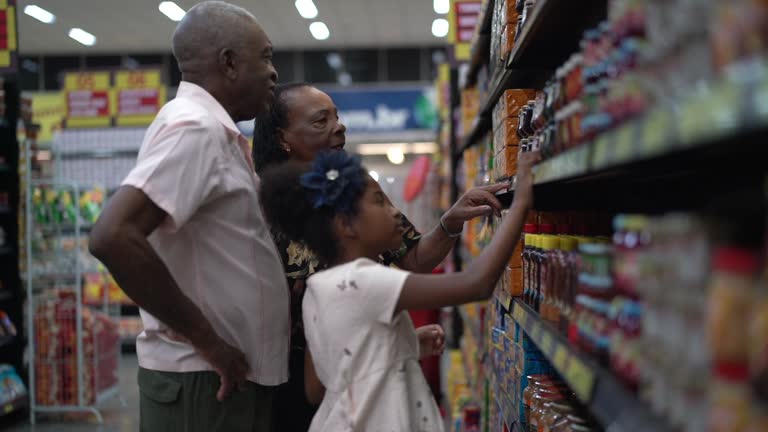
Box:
[170,1,278,122]
[172,1,260,69]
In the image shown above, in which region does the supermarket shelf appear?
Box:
[36,223,94,234]
[58,149,139,160]
[493,77,768,211]
[511,300,672,432]
[456,0,607,156]
[1,395,28,418]
[506,0,606,71]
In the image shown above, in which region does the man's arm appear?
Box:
[396,183,508,273]
[89,186,248,402]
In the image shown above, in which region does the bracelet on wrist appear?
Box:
[439,217,463,238]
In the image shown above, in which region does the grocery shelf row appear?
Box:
[459,0,607,155]
[511,300,670,432]
[490,74,768,211]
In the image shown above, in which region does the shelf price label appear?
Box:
[565,356,596,402]
[115,70,166,126]
[512,302,526,324]
[706,82,742,136]
[613,124,636,164]
[641,109,670,156]
[553,345,569,370]
[591,134,612,169]
[539,331,553,355]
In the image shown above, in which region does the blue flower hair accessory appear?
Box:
[299,151,366,215]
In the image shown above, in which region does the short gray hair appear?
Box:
[172,1,258,66]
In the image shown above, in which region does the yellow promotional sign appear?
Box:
[28,92,65,143]
[114,70,166,127]
[64,71,114,128]
[449,0,482,62]
[0,0,18,71]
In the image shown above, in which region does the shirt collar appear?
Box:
[176,81,243,137]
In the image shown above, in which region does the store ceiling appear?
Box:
[17,0,445,54]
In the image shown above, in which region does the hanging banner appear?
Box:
[114,69,166,126]
[449,0,482,62]
[0,0,18,72]
[64,71,113,128]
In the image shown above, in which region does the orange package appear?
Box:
[510,240,523,268]
[508,267,524,297]
[497,89,537,121]
[500,0,519,25]
[500,23,517,64]
[498,145,519,178]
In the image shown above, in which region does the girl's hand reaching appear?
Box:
[416,324,446,359]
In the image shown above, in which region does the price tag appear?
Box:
[540,331,553,355]
[553,345,568,370]
[512,303,525,324]
[592,134,611,169]
[706,82,741,136]
[530,322,542,342]
[641,109,670,156]
[613,124,635,164]
[566,357,596,402]
[533,160,553,184]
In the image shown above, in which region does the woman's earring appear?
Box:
[284,146,291,153]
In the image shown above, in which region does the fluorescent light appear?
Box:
[369,171,380,182]
[338,72,352,86]
[295,0,318,19]
[159,1,186,21]
[309,21,330,40]
[68,28,97,46]
[24,5,56,24]
[386,177,396,184]
[387,148,405,165]
[434,0,450,14]
[326,53,343,70]
[432,18,449,38]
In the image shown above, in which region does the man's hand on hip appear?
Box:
[197,336,251,402]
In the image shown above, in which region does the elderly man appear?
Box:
[89,2,286,430]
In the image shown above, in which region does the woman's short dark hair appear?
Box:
[260,160,368,263]
[252,82,312,174]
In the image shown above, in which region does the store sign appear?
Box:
[25,92,65,143]
[0,0,18,72]
[64,72,113,128]
[114,70,166,126]
[325,87,437,134]
[63,69,165,128]
[449,0,482,62]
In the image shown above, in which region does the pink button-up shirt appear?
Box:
[122,82,289,385]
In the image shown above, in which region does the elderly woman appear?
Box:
[253,82,505,431]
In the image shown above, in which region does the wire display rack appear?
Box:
[24,134,125,424]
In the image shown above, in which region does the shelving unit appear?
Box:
[447,1,768,432]
[511,300,669,432]
[457,0,608,156]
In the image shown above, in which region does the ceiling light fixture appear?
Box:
[295,0,319,19]
[309,21,330,40]
[369,171,380,182]
[387,148,406,165]
[433,0,450,14]
[68,28,97,46]
[432,18,449,38]
[24,5,56,24]
[159,1,186,21]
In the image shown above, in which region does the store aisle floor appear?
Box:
[8,354,140,432]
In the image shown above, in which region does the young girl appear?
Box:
[260,150,540,432]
